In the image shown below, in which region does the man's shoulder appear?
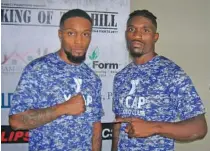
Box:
[24,52,55,71]
[82,63,101,81]
[158,56,188,80]
[158,56,182,71]
[114,62,133,78]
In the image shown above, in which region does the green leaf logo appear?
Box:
[89,47,99,60]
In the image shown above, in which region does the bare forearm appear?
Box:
[156,115,207,141]
[112,123,121,151]
[92,122,102,151]
[92,135,102,151]
[9,104,64,130]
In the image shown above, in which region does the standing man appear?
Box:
[9,9,103,151]
[112,10,207,151]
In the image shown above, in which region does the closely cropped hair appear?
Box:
[127,10,157,29]
[60,9,92,28]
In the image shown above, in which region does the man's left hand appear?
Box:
[116,117,158,138]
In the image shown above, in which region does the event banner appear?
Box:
[1,0,130,150]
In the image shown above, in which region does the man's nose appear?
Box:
[74,35,82,44]
[133,30,142,39]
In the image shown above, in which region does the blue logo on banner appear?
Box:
[1,93,13,108]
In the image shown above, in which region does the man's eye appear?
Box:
[143,28,150,33]
[127,27,135,32]
[68,32,75,36]
[83,33,90,37]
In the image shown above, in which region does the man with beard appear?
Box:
[9,9,103,151]
[112,10,207,151]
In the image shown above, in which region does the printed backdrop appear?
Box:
[1,0,130,150]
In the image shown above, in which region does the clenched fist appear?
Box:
[59,94,86,115]
[116,117,159,138]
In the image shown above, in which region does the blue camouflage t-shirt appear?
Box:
[10,52,103,151]
[113,55,205,151]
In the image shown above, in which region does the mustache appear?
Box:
[131,39,144,43]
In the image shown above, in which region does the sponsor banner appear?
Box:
[1,48,49,74]
[1,123,114,143]
[86,47,124,78]
[1,93,13,109]
[2,6,118,33]
[102,123,113,140]
[1,126,29,143]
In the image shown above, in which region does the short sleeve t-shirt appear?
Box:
[113,55,205,151]
[10,52,103,151]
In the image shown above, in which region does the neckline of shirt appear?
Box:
[131,55,160,68]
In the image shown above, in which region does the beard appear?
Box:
[64,48,86,64]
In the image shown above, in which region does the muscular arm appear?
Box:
[9,104,65,130]
[92,122,102,151]
[156,114,207,141]
[9,94,85,130]
[111,122,121,151]
[120,114,207,142]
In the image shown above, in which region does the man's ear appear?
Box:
[58,29,62,40]
[154,33,159,43]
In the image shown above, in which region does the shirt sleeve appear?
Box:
[89,79,104,122]
[170,69,205,121]
[112,75,120,116]
[9,64,40,115]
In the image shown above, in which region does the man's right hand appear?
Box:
[59,94,86,115]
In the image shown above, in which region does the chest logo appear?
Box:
[128,79,139,95]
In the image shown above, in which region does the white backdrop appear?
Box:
[1,0,130,150]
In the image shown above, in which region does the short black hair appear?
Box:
[127,10,157,29]
[59,9,92,28]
